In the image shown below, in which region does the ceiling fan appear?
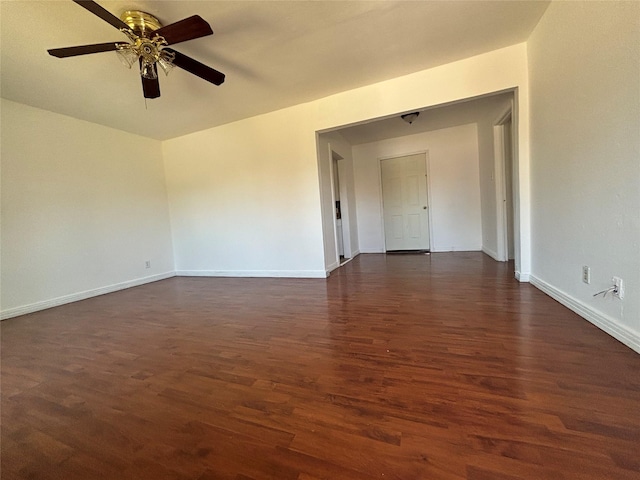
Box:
[47,0,225,99]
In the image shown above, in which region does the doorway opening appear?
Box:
[316,89,527,280]
[494,106,516,263]
[330,149,351,266]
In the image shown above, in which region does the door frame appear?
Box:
[336,157,352,259]
[378,150,433,252]
[328,146,351,265]
[493,104,514,262]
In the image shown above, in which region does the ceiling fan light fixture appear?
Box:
[140,60,158,80]
[116,13,169,81]
[157,50,176,76]
[47,1,225,100]
[116,46,137,68]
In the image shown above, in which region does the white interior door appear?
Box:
[381,153,430,251]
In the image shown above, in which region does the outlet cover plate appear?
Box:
[612,276,624,299]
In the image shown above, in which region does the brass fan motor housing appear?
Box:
[120,10,162,37]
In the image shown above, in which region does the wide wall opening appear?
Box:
[317,90,521,278]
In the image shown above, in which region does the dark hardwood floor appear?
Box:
[2,253,639,479]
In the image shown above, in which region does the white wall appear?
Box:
[528,1,640,352]
[163,44,531,278]
[353,124,482,252]
[163,103,328,278]
[0,99,174,318]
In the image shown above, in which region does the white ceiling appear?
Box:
[0,1,549,140]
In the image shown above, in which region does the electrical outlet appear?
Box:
[582,266,590,284]
[145,261,151,269]
[612,277,624,299]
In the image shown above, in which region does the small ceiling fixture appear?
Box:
[401,112,420,124]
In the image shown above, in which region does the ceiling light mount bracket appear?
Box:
[401,112,420,125]
[120,10,162,37]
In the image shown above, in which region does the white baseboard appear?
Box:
[0,271,176,321]
[345,251,362,261]
[515,271,530,282]
[530,275,640,354]
[325,261,340,276]
[176,269,328,279]
[482,246,501,261]
[430,246,482,253]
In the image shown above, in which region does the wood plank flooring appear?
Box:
[2,253,639,479]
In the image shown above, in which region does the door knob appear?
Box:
[423,206,427,209]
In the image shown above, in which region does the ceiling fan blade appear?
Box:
[48,42,124,58]
[141,64,161,99]
[164,48,225,86]
[72,0,132,31]
[153,15,213,46]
